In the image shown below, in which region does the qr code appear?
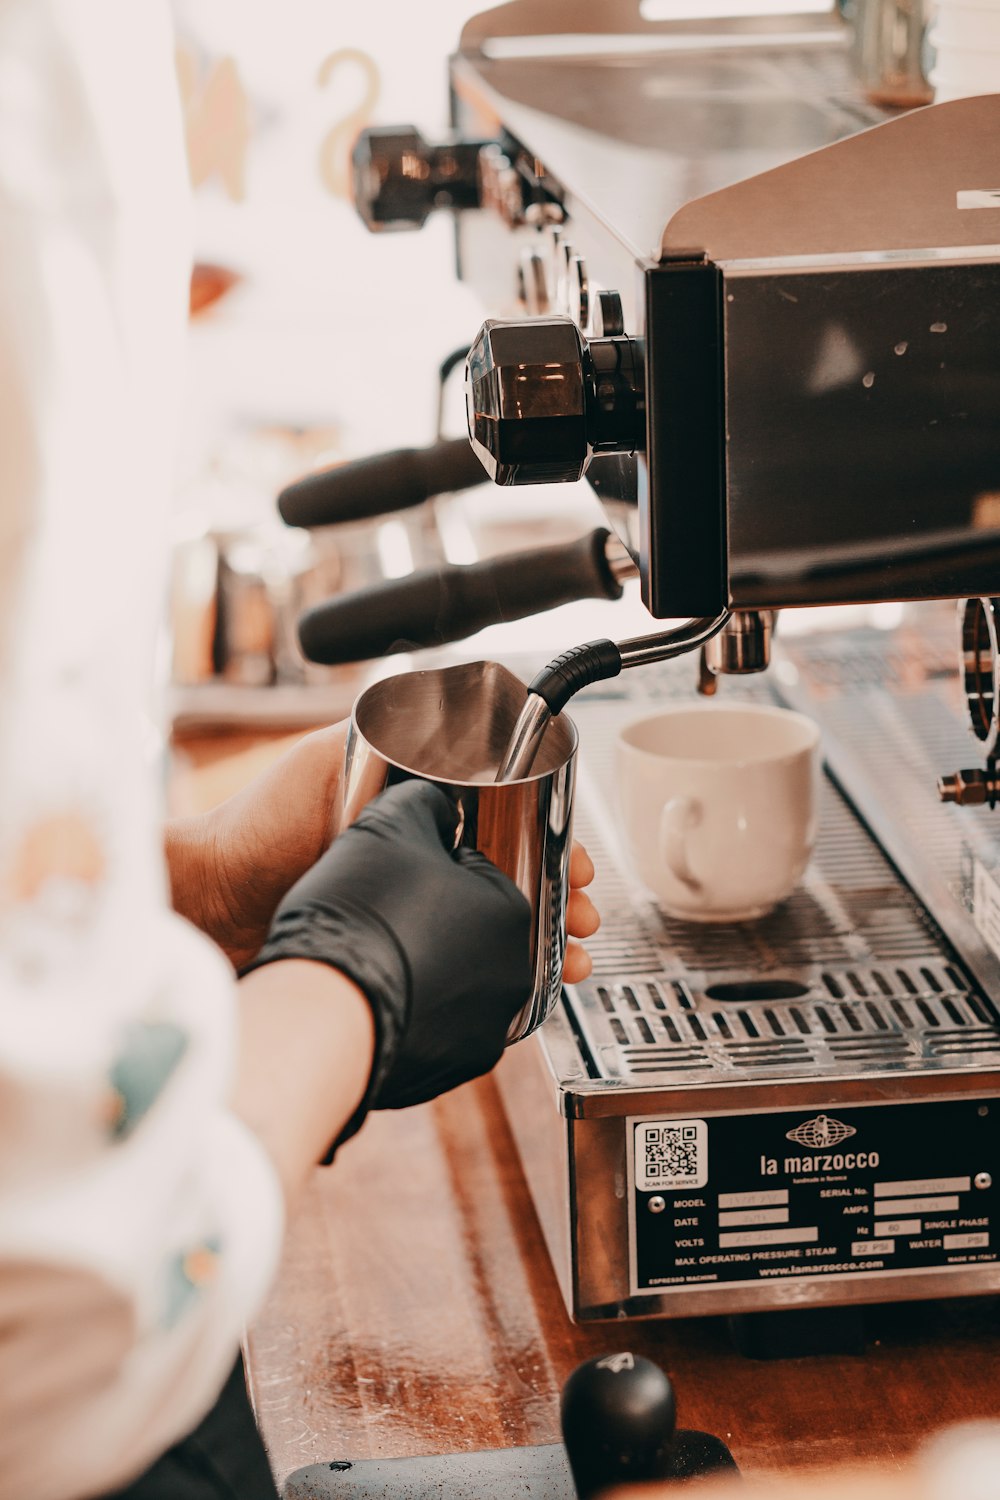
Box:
[645,1124,698,1177]
[634,1118,708,1191]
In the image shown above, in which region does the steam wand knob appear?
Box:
[560,1353,739,1498]
[351,125,492,232]
[466,314,645,487]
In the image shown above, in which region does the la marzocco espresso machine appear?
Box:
[301,1,1000,1325]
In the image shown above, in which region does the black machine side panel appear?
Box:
[724,261,1000,608]
[643,262,727,619]
[570,259,1000,619]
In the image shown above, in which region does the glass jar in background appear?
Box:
[851,0,934,107]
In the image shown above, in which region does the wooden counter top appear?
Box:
[245,1072,1000,1486]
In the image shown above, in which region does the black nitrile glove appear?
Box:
[242,779,532,1148]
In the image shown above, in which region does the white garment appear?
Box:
[0,3,284,1496]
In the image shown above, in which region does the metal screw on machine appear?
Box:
[466,311,644,486]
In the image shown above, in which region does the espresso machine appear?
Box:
[288,0,1000,1326]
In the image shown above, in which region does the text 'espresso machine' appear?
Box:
[301,0,1000,1324]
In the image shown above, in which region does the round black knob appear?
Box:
[351,125,489,232]
[561,1353,676,1499]
[466,314,644,486]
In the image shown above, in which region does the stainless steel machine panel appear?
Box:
[448,11,1000,618]
[495,613,1000,1320]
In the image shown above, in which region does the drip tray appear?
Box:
[564,665,1000,1092]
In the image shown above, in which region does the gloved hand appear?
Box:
[241,779,532,1144]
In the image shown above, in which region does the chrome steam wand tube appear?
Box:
[495,611,731,782]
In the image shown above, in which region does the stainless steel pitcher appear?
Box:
[340,660,578,1043]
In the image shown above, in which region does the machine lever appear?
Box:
[277,437,488,529]
[296,529,635,665]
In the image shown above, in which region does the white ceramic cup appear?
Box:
[615,703,821,923]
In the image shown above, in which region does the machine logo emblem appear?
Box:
[596,1353,635,1374]
[785,1114,856,1150]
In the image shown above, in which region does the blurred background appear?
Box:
[174,0,481,457]
[166,1,680,733]
[167,0,918,737]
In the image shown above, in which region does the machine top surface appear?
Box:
[455,29,1000,265]
[453,29,885,261]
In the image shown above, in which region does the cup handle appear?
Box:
[659,796,704,892]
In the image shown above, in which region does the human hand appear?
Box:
[244,779,534,1124]
[166,721,600,975]
[565,842,599,984]
[166,723,350,970]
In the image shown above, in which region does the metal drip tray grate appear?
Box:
[564,650,1000,1090]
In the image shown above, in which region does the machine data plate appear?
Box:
[628,1097,999,1295]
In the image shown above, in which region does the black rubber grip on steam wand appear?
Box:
[296,530,624,665]
[277,437,488,528]
[527,638,624,716]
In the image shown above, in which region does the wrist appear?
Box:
[234,959,376,1201]
[240,898,412,1142]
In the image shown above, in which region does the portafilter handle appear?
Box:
[277,437,488,529]
[296,529,635,665]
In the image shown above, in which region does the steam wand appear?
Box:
[496,612,731,782]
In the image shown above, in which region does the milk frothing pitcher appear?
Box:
[341,660,578,1042]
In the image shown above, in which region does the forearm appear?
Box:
[232,960,376,1206]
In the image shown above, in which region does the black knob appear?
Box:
[466,314,644,486]
[352,125,490,232]
[560,1353,739,1497]
[561,1353,676,1499]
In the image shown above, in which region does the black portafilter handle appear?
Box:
[560,1354,738,1498]
[296,528,628,665]
[277,436,488,529]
